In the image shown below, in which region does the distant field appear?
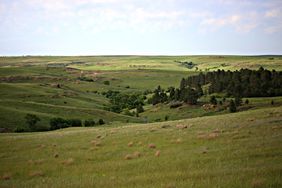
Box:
[0,106,281,187]
[0,55,282,131]
[1,55,282,71]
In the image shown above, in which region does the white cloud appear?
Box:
[265,9,280,18]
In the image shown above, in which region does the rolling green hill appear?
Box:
[0,55,282,187]
[0,106,281,187]
[1,55,282,131]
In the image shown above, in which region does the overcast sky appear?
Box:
[0,0,282,55]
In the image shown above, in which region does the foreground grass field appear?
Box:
[0,106,281,187]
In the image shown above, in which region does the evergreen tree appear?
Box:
[180,78,186,90]
[168,87,175,101]
[229,100,237,113]
[174,89,180,101]
[98,119,105,125]
[136,104,144,113]
[235,96,242,106]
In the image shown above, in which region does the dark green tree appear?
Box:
[165,115,169,121]
[98,119,105,125]
[50,117,69,130]
[84,119,95,127]
[235,96,242,106]
[25,114,40,131]
[136,104,144,113]
[229,100,237,113]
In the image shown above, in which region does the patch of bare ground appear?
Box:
[251,178,265,188]
[197,130,221,140]
[1,173,12,180]
[29,171,44,178]
[61,158,74,165]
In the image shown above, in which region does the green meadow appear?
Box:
[0,55,282,187]
[0,106,281,187]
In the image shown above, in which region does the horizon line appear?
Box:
[1,54,282,57]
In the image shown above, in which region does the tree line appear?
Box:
[102,90,145,115]
[185,67,282,97]
[149,67,281,106]
[15,114,105,132]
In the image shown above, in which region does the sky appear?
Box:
[0,0,282,56]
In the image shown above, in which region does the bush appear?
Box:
[67,119,82,127]
[78,77,94,82]
[165,115,169,121]
[229,100,237,113]
[84,119,95,127]
[136,104,144,113]
[14,126,26,133]
[103,80,110,85]
[49,118,69,130]
[98,119,105,125]
[235,96,242,106]
[25,114,40,131]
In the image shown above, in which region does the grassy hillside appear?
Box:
[0,106,281,187]
[1,55,282,71]
[1,55,282,131]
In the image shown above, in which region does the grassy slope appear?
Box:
[1,55,282,71]
[1,55,282,130]
[0,106,281,187]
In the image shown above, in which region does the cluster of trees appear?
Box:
[148,67,280,114]
[184,67,282,97]
[50,117,105,130]
[149,84,203,105]
[16,114,105,132]
[209,96,241,113]
[176,61,195,69]
[102,90,145,114]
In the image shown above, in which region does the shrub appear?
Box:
[165,115,169,121]
[14,126,25,133]
[98,119,105,125]
[67,119,82,127]
[235,96,242,106]
[49,118,69,130]
[84,119,95,127]
[25,114,40,131]
[229,100,237,113]
[103,80,110,85]
[136,104,144,113]
[78,77,94,82]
